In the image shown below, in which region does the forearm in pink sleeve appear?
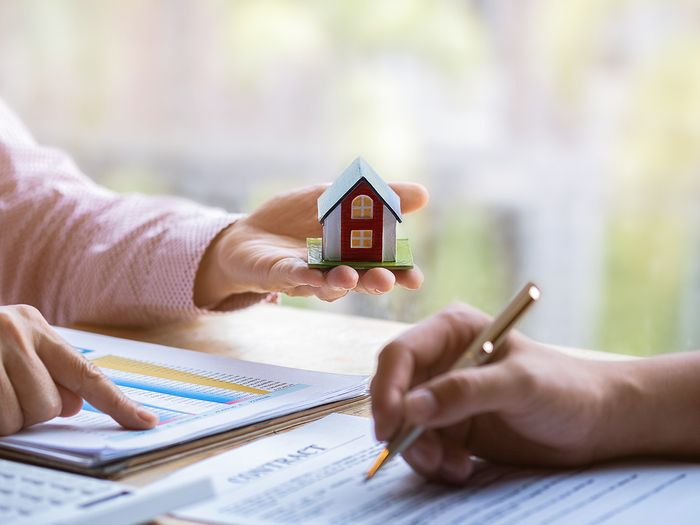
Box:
[0,141,266,326]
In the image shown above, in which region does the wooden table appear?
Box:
[91,303,408,377]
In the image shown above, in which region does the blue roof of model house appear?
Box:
[317,157,403,223]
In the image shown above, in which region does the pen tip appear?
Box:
[365,448,389,482]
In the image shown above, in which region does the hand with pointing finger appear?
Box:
[0,304,158,436]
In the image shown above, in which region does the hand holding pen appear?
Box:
[366,283,539,480]
[367,284,640,484]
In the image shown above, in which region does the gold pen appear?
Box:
[365,282,541,481]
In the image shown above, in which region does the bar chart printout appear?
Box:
[0,328,368,466]
[86,355,304,426]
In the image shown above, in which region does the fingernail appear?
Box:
[405,389,438,422]
[137,407,157,423]
[440,458,470,483]
[404,444,432,470]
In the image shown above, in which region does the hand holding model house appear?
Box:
[195,157,428,305]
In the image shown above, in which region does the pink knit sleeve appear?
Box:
[0,101,270,326]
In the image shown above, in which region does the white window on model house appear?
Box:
[351,195,373,219]
[351,230,372,249]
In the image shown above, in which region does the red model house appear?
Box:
[317,157,402,262]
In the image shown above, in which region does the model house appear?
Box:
[317,157,402,262]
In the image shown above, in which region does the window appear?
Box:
[351,195,373,219]
[350,230,372,249]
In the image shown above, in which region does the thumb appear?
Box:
[389,182,430,215]
[404,365,519,428]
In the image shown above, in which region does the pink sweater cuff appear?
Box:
[139,213,274,323]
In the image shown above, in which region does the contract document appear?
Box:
[171,413,700,525]
[0,329,367,468]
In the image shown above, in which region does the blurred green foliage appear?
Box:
[599,214,689,355]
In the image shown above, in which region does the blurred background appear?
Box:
[1,0,699,356]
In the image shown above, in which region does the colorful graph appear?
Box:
[85,354,305,426]
[92,355,269,394]
[82,401,189,425]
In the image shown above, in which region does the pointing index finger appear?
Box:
[37,336,157,430]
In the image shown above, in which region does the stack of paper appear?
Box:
[0,329,367,469]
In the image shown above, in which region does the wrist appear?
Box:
[193,224,237,308]
[588,358,653,462]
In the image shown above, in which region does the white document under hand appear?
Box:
[0,329,367,467]
[171,413,700,525]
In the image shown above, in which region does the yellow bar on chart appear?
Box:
[92,355,269,395]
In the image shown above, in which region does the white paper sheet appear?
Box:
[0,329,367,467]
[171,413,700,525]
